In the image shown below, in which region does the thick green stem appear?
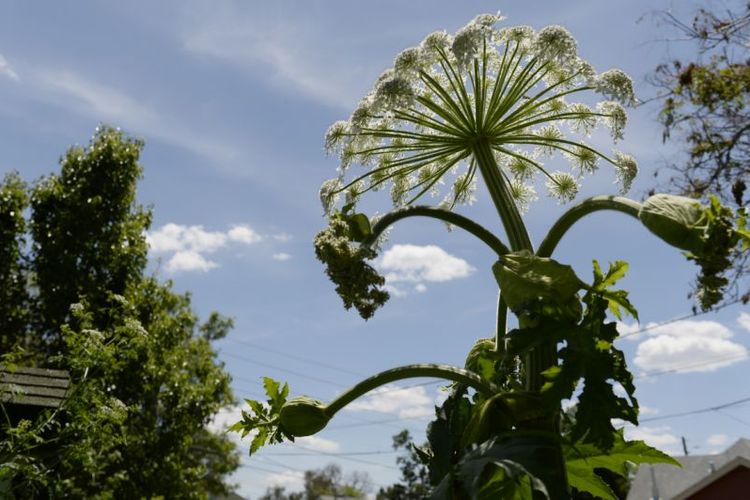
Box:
[537,196,642,258]
[324,364,498,417]
[364,205,510,256]
[473,138,568,498]
[494,292,507,354]
[472,139,532,251]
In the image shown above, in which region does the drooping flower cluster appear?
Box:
[313,214,389,319]
[322,13,638,212]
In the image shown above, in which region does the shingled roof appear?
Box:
[0,365,70,408]
[627,438,750,499]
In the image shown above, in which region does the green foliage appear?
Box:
[0,126,239,498]
[639,193,750,309]
[377,430,432,499]
[0,172,31,354]
[230,377,291,454]
[259,463,371,500]
[565,430,679,500]
[30,126,151,353]
[653,4,750,302]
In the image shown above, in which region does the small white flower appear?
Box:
[390,172,412,206]
[374,75,417,110]
[613,151,638,193]
[535,125,563,155]
[394,47,427,76]
[546,171,579,203]
[506,151,538,181]
[345,180,365,205]
[567,103,597,135]
[597,101,627,141]
[471,12,506,29]
[568,145,598,174]
[595,69,635,104]
[320,178,343,214]
[324,121,349,154]
[534,25,577,66]
[450,172,477,206]
[501,25,535,47]
[452,24,485,69]
[509,180,537,213]
[350,97,374,131]
[420,30,452,61]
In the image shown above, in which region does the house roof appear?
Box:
[0,365,70,408]
[627,438,750,500]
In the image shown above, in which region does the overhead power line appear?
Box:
[619,298,743,340]
[640,395,750,423]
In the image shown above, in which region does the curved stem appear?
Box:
[537,196,643,258]
[364,205,510,256]
[324,364,498,417]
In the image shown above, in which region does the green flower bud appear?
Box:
[639,194,706,253]
[279,397,330,437]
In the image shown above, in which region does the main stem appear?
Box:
[473,138,569,498]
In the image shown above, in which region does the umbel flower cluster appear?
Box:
[321,13,638,214]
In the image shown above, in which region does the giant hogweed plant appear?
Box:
[233,14,750,499]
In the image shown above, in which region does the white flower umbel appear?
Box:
[322,13,639,213]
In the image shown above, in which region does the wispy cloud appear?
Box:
[31,68,239,164]
[272,252,291,261]
[147,223,263,273]
[619,316,748,374]
[0,54,19,81]
[181,5,376,109]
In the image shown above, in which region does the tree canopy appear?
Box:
[652,4,750,303]
[0,126,239,498]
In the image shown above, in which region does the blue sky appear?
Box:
[1,1,749,497]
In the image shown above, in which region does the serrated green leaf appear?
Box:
[263,377,280,400]
[566,461,617,500]
[592,260,628,290]
[565,432,680,498]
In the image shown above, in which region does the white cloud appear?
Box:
[166,251,218,273]
[228,224,262,244]
[271,233,293,242]
[296,435,340,453]
[346,385,434,419]
[616,321,642,339]
[377,244,475,296]
[738,312,750,333]
[181,6,375,108]
[148,223,228,254]
[632,319,748,374]
[706,433,730,447]
[207,405,242,434]
[272,252,291,261]
[640,406,659,416]
[265,470,305,492]
[148,222,264,273]
[626,426,679,453]
[0,54,19,81]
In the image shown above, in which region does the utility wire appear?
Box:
[619,298,743,339]
[224,337,365,377]
[640,395,750,423]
